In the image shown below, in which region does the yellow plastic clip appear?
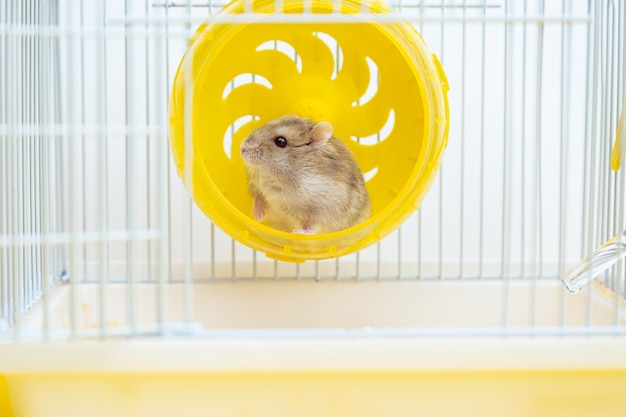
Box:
[610,94,625,171]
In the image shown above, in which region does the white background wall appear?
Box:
[54,0,619,281]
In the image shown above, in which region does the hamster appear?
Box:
[240,115,372,234]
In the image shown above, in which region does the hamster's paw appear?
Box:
[253,196,266,222]
[292,229,315,235]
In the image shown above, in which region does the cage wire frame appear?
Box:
[0,0,625,340]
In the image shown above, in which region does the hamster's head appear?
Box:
[240,115,333,175]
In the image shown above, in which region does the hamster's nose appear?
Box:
[240,143,248,156]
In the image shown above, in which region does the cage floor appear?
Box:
[14,278,626,335]
[3,280,626,417]
[8,278,626,338]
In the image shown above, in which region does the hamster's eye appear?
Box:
[273,137,288,148]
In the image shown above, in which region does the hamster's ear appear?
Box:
[311,122,333,148]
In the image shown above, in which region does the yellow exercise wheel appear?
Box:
[169,0,450,262]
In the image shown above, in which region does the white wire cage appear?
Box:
[0,0,625,343]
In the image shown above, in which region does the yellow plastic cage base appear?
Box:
[169,0,450,262]
[0,376,12,417]
[4,370,626,417]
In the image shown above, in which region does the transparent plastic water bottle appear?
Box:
[562,229,626,293]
